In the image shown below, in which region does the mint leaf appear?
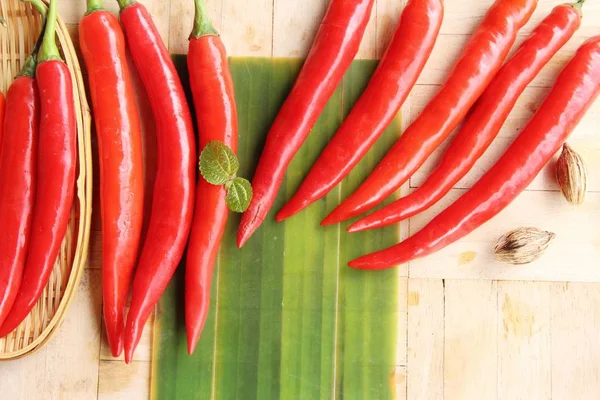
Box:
[225,177,253,213]
[198,141,253,212]
[199,141,240,185]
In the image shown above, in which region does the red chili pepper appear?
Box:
[119,0,196,363]
[0,0,77,333]
[0,59,39,330]
[276,0,443,221]
[237,0,376,247]
[79,0,144,357]
[0,91,5,147]
[349,1,583,233]
[185,0,237,355]
[349,35,600,270]
[323,0,537,225]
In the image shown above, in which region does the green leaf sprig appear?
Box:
[199,141,253,212]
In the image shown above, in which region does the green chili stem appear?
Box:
[22,0,47,20]
[16,0,47,76]
[38,0,60,62]
[190,0,218,39]
[18,55,37,77]
[571,0,586,13]
[86,0,104,14]
[116,0,134,10]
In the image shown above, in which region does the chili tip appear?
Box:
[321,210,345,226]
[347,220,370,233]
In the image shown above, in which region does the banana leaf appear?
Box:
[151,57,401,400]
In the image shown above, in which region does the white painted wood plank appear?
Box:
[143,0,174,48]
[221,0,273,56]
[397,277,408,366]
[415,35,468,87]
[443,280,497,400]
[58,0,119,25]
[169,0,223,54]
[375,0,405,59]
[414,35,593,87]
[395,365,407,400]
[98,361,151,400]
[272,0,327,58]
[497,281,552,400]
[59,0,172,45]
[412,138,600,194]
[409,191,600,282]
[529,0,600,38]
[0,270,102,399]
[99,311,154,362]
[356,0,378,59]
[551,282,600,399]
[440,0,600,37]
[272,0,380,59]
[409,85,600,142]
[408,84,600,193]
[407,278,444,400]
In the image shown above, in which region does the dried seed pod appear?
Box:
[555,143,587,205]
[493,227,555,265]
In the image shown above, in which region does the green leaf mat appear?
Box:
[151,57,401,400]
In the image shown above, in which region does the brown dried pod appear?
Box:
[493,227,556,265]
[555,143,587,205]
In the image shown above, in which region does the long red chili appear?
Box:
[276,0,443,221]
[0,58,39,329]
[349,1,583,233]
[0,91,5,147]
[119,0,196,363]
[79,0,144,357]
[349,35,600,270]
[323,0,537,225]
[0,0,77,333]
[237,0,376,247]
[185,0,237,355]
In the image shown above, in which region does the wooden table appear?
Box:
[1,0,600,398]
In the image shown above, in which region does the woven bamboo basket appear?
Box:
[0,0,92,359]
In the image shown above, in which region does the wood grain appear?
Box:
[551,282,600,398]
[497,281,552,400]
[99,311,154,362]
[272,0,327,58]
[397,277,408,366]
[221,0,272,56]
[439,0,600,37]
[0,270,102,399]
[355,0,378,59]
[444,280,498,400]
[409,191,600,282]
[374,0,405,58]
[395,365,408,400]
[98,361,150,400]
[406,278,444,400]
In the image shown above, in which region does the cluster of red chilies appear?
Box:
[0,0,237,361]
[1,0,599,362]
[78,0,237,360]
[0,0,77,342]
[243,0,600,269]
